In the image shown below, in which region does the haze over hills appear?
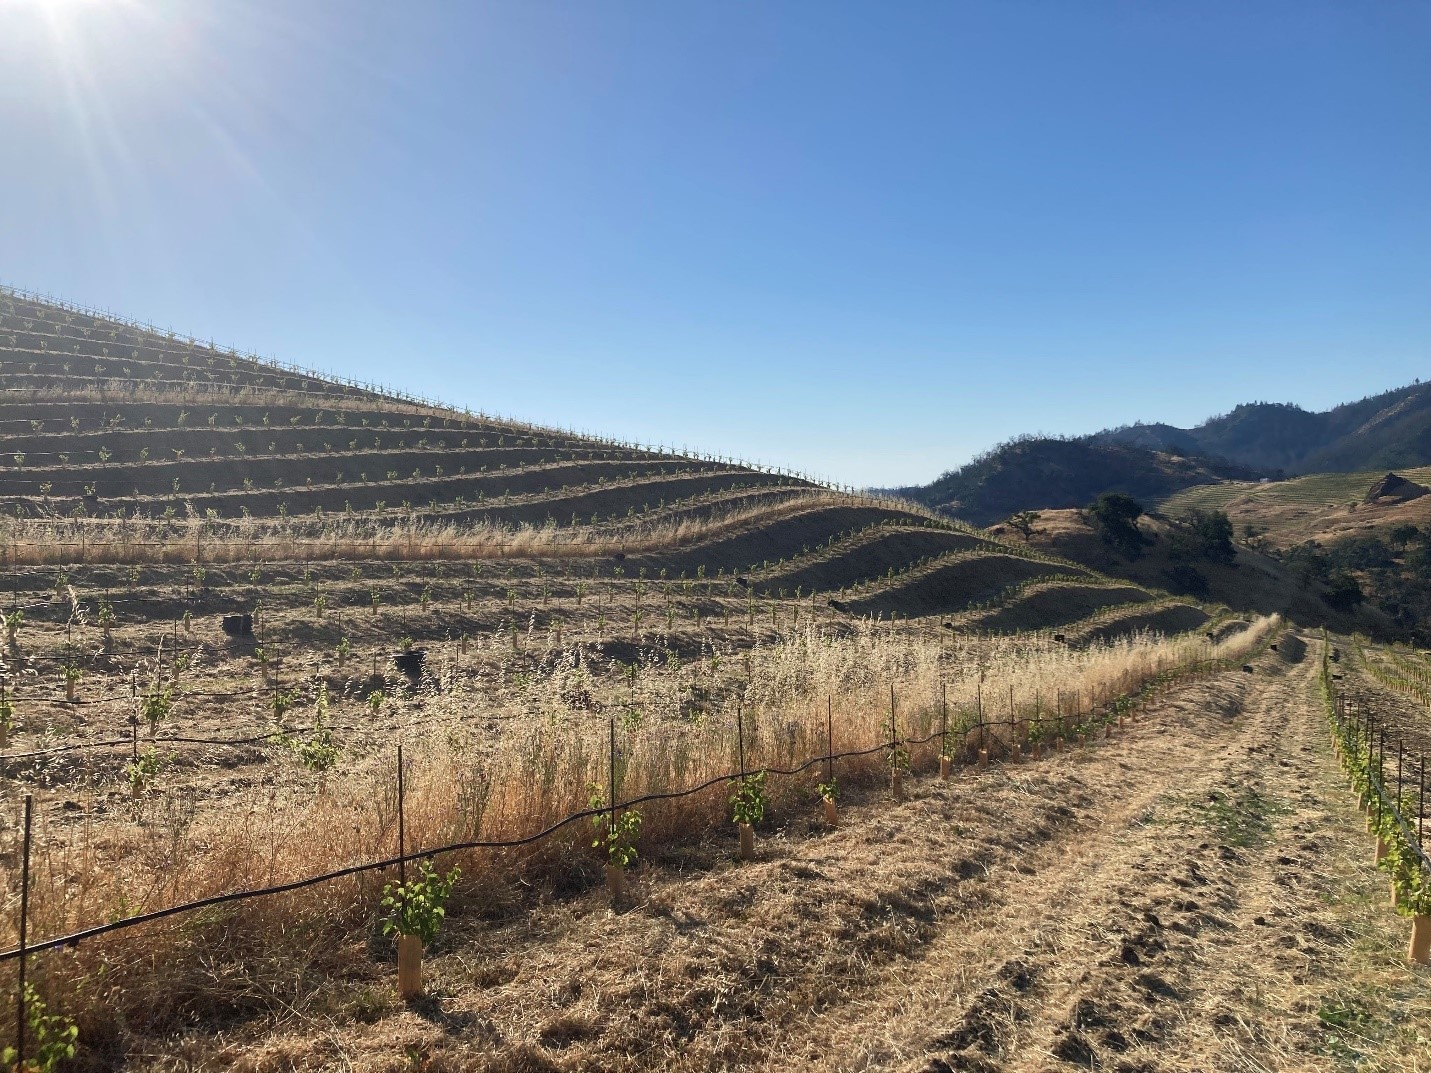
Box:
[900,381,1431,527]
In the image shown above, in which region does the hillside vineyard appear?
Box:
[1,287,1422,1071]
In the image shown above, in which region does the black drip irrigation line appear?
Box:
[0,703,543,762]
[0,687,270,707]
[0,736,923,963]
[0,628,1276,962]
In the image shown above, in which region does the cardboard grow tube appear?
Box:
[605,862,627,902]
[1410,915,1431,965]
[891,771,906,803]
[397,934,423,999]
[738,822,755,860]
[939,756,951,780]
[822,797,838,826]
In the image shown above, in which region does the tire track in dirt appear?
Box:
[185,638,1358,1072]
[751,636,1330,1073]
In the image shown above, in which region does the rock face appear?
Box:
[1364,472,1430,504]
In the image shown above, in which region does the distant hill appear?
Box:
[1160,466,1431,550]
[900,381,1431,527]
[1092,382,1431,474]
[985,508,1394,639]
[895,437,1263,528]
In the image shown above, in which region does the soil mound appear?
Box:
[1364,472,1429,504]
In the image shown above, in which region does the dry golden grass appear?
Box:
[4,615,1278,1056]
[87,624,1431,1073]
[0,491,923,567]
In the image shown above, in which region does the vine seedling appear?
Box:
[588,782,641,900]
[816,775,839,826]
[141,685,172,735]
[730,769,768,860]
[62,663,82,703]
[3,984,78,1073]
[381,858,460,999]
[125,746,166,797]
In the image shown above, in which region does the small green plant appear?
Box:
[140,685,172,734]
[368,689,385,716]
[125,745,166,795]
[889,742,910,774]
[381,859,461,945]
[816,776,839,802]
[730,769,769,825]
[2,984,78,1072]
[336,635,351,666]
[296,715,339,774]
[271,688,296,719]
[4,609,23,645]
[588,783,641,867]
[399,636,414,653]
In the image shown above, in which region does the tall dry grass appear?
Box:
[0,490,925,567]
[0,614,1278,1044]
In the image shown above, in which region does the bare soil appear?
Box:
[127,635,1431,1071]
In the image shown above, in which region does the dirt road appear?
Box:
[182,634,1430,1072]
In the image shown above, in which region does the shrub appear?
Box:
[1324,572,1364,613]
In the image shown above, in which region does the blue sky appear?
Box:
[1,1,1427,487]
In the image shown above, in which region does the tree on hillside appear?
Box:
[1283,542,1329,589]
[1323,572,1365,613]
[1163,562,1212,599]
[1388,523,1422,549]
[1087,493,1149,559]
[1188,509,1237,564]
[1008,510,1040,542]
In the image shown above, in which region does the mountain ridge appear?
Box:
[899,380,1431,526]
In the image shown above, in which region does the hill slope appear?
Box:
[898,381,1431,532]
[896,438,1261,528]
[0,286,1195,640]
[1093,381,1431,474]
[985,507,1394,638]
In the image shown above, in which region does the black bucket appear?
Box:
[393,649,426,680]
[221,613,254,636]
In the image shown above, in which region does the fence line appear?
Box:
[1321,632,1431,965]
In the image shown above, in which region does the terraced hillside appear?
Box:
[987,507,1394,638]
[1160,467,1431,549]
[0,287,1207,639]
[0,289,1275,1069]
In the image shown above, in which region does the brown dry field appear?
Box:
[1339,642,1431,758]
[1158,470,1431,552]
[1217,494,1431,551]
[992,510,1394,638]
[118,634,1431,1072]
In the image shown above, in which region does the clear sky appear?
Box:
[1,1,1427,488]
